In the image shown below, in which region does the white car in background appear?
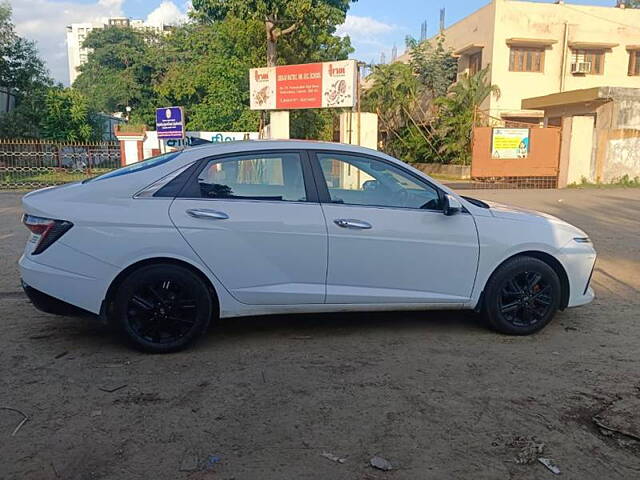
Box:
[19,140,596,352]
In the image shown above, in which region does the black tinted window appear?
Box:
[195,153,307,202]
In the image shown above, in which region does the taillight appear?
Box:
[22,214,73,255]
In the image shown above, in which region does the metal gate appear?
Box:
[0,139,121,189]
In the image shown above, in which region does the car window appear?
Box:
[317,153,441,210]
[195,153,307,202]
[84,151,181,183]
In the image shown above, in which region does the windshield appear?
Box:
[83,151,182,183]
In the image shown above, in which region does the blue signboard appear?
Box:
[156,106,185,139]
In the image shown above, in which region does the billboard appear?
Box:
[156,106,185,139]
[491,128,530,159]
[250,60,357,110]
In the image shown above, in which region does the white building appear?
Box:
[66,17,172,85]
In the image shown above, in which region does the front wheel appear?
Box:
[112,264,214,353]
[483,256,561,335]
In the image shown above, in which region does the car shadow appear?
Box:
[208,309,486,342]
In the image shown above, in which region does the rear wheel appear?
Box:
[112,264,213,353]
[484,256,561,335]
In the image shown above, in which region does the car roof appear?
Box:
[183,139,384,157]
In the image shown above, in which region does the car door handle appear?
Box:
[334,219,372,230]
[186,208,229,220]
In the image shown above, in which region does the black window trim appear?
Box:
[173,149,319,204]
[307,149,449,213]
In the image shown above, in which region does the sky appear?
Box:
[9,0,618,85]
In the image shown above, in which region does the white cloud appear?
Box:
[336,15,395,40]
[336,15,402,65]
[10,0,125,84]
[146,1,187,27]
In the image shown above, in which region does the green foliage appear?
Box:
[40,88,100,142]
[435,67,500,165]
[73,26,166,126]
[69,0,353,137]
[363,36,499,165]
[0,2,53,138]
[623,1,640,8]
[362,62,421,158]
[190,0,353,65]
[406,35,458,100]
[156,18,264,131]
[290,109,335,141]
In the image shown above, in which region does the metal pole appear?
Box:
[356,62,362,147]
[560,22,569,92]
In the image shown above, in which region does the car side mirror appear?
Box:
[443,194,462,216]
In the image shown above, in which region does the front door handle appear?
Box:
[334,218,372,230]
[186,208,229,220]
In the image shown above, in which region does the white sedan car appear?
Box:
[20,141,596,352]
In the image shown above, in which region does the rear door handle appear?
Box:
[186,208,229,220]
[334,218,372,230]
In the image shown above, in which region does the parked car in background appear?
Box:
[20,140,596,352]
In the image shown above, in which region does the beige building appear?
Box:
[397,0,640,123]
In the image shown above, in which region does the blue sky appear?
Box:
[11,0,617,83]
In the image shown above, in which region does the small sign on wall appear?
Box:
[491,128,530,159]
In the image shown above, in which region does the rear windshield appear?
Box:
[83,151,181,183]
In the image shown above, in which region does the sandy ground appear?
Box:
[1,188,639,480]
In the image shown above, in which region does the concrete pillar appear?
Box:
[557,116,572,188]
[114,126,147,166]
[268,111,290,139]
[339,112,379,150]
[566,116,595,185]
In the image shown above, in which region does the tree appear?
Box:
[435,67,500,165]
[0,2,53,138]
[406,35,457,101]
[40,88,100,142]
[73,26,165,125]
[362,36,458,161]
[623,1,640,8]
[156,18,264,131]
[190,0,353,66]
[362,62,420,157]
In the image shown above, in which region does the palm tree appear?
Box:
[362,62,419,154]
[436,66,500,165]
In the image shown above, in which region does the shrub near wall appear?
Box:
[413,163,471,179]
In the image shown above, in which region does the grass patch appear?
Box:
[0,168,113,188]
[429,173,469,182]
[567,174,640,189]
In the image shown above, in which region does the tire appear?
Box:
[112,264,214,353]
[483,256,561,335]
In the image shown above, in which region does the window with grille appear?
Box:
[468,51,482,75]
[571,49,605,75]
[629,50,640,76]
[509,47,545,72]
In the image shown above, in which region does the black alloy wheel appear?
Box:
[484,256,561,335]
[498,271,554,328]
[113,264,213,352]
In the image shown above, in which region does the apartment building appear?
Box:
[66,17,172,85]
[397,0,640,123]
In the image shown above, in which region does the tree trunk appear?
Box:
[265,20,277,67]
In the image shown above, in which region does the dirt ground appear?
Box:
[1,188,639,480]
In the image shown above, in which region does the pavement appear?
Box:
[1,188,639,480]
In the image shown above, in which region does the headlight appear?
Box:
[573,237,591,244]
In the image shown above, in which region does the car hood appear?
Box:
[485,200,588,237]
